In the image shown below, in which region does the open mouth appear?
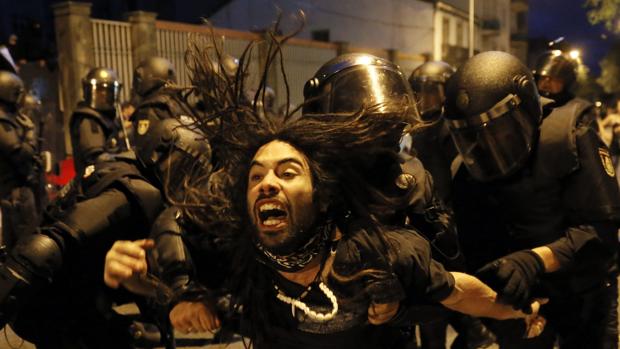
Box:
[257,201,288,228]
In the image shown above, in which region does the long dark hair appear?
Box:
[184,13,417,346]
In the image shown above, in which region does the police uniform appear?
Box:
[2,153,164,348]
[452,100,620,349]
[0,116,212,348]
[69,102,123,177]
[0,108,41,248]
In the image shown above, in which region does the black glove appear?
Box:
[476,250,545,313]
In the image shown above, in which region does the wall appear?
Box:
[209,0,435,56]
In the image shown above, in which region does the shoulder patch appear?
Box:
[598,147,615,177]
[83,164,96,178]
[137,119,150,135]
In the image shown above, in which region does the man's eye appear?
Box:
[250,174,263,181]
[282,171,297,179]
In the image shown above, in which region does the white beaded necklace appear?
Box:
[273,245,339,322]
[274,281,339,322]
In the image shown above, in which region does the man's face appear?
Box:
[537,75,564,96]
[247,140,316,254]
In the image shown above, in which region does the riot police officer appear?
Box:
[534,50,596,128]
[70,67,125,178]
[0,117,212,348]
[446,51,620,348]
[534,50,577,107]
[0,71,41,249]
[131,57,196,140]
[407,61,496,349]
[405,61,459,204]
[302,53,485,347]
[409,61,455,123]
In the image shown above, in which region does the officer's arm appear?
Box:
[0,119,38,177]
[402,156,463,269]
[149,206,203,299]
[1,188,133,327]
[441,272,543,320]
[540,126,620,272]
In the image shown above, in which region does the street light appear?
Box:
[569,49,581,60]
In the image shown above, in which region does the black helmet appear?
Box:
[212,53,239,80]
[82,67,122,112]
[132,57,176,97]
[303,53,419,126]
[408,61,455,122]
[251,85,276,116]
[533,50,577,96]
[19,91,41,117]
[445,51,542,182]
[134,117,212,203]
[0,71,25,107]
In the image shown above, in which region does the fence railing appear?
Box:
[89,18,425,109]
[91,19,134,102]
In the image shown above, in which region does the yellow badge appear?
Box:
[137,119,150,135]
[599,147,616,177]
[83,164,95,178]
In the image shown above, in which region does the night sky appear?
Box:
[529,0,612,75]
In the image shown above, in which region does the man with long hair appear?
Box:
[104,24,546,347]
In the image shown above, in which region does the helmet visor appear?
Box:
[86,82,122,111]
[448,99,537,181]
[411,80,445,121]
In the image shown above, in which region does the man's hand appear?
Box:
[367,302,399,325]
[170,301,221,334]
[524,304,547,339]
[476,250,545,312]
[104,239,154,293]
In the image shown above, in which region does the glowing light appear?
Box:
[569,50,580,60]
[551,50,562,57]
[366,66,386,112]
[354,55,374,66]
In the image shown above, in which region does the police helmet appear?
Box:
[445,51,542,182]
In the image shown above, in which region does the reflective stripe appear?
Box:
[449,94,522,129]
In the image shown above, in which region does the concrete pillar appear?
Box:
[335,41,350,56]
[52,1,95,155]
[125,11,158,67]
[387,48,398,64]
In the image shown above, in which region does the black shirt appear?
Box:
[258,225,454,348]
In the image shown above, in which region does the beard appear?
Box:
[252,214,332,272]
[253,211,317,256]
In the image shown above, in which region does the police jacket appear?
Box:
[452,101,620,294]
[69,102,122,177]
[0,109,38,198]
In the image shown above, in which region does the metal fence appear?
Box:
[89,18,425,108]
[155,21,339,109]
[91,19,134,102]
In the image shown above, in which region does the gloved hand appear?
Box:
[476,250,545,313]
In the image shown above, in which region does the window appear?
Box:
[442,17,450,46]
[457,21,464,47]
[311,29,330,42]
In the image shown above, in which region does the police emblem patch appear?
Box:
[83,164,95,178]
[137,119,150,135]
[598,147,615,177]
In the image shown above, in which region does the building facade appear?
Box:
[209,0,435,58]
[510,0,529,62]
